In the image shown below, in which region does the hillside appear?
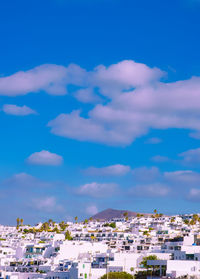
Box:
[91,208,151,221]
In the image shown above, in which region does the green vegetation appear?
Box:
[143,231,149,236]
[103,222,116,229]
[16,218,24,227]
[170,217,175,223]
[141,255,158,269]
[152,209,163,218]
[136,214,144,218]
[99,272,134,279]
[59,221,68,231]
[123,212,129,221]
[37,270,46,274]
[52,227,60,233]
[16,218,20,227]
[65,230,73,240]
[41,222,50,231]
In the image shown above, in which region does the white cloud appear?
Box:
[2,104,37,116]
[189,131,200,139]
[130,183,170,198]
[90,60,164,98]
[188,188,200,202]
[84,164,131,176]
[132,167,161,183]
[31,196,62,212]
[76,182,118,198]
[27,150,63,166]
[48,110,121,145]
[3,172,51,188]
[145,137,162,144]
[151,155,169,163]
[179,148,200,164]
[85,205,98,216]
[0,173,67,223]
[130,168,200,200]
[164,170,200,186]
[0,64,69,96]
[74,88,101,104]
[48,68,200,146]
[0,60,163,98]
[3,60,200,146]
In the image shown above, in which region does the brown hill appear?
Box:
[91,208,151,221]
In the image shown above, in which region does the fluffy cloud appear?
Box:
[164,170,200,186]
[2,104,37,116]
[89,60,164,98]
[145,137,162,144]
[0,60,158,98]
[188,188,200,202]
[0,63,88,96]
[130,167,200,200]
[3,172,51,188]
[48,65,200,146]
[31,196,63,213]
[4,60,200,146]
[151,155,169,163]
[179,148,200,164]
[132,167,161,183]
[0,173,69,224]
[130,183,170,198]
[76,182,118,198]
[84,164,131,176]
[48,110,133,145]
[85,205,98,216]
[27,150,63,166]
[0,65,68,96]
[74,88,101,104]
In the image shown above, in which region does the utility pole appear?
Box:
[106,253,109,279]
[89,252,92,279]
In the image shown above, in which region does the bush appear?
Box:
[65,230,73,240]
[140,255,158,269]
[103,222,116,229]
[99,272,134,279]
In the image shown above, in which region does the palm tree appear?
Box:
[123,212,128,220]
[48,219,53,225]
[42,222,49,231]
[193,214,198,222]
[75,216,78,223]
[184,219,189,225]
[20,218,23,226]
[59,221,65,229]
[123,212,128,221]
[65,230,73,240]
[16,218,20,227]
[170,217,175,223]
[153,209,157,214]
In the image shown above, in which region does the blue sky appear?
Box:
[1,0,200,224]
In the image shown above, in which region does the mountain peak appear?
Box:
[91,208,151,221]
